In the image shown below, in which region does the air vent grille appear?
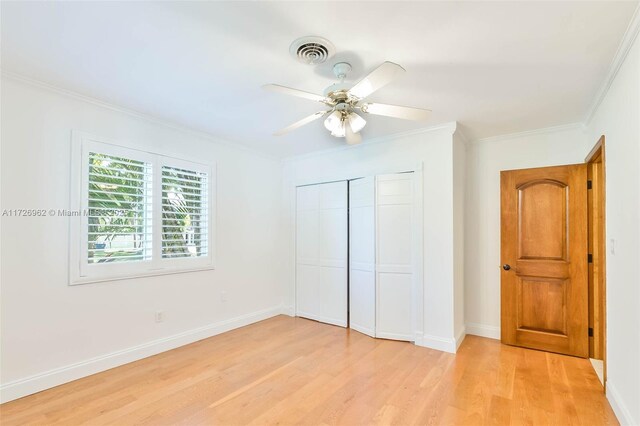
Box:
[289,36,335,65]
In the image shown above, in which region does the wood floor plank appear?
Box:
[0,316,619,425]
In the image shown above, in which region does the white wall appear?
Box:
[464,124,592,339]
[0,77,286,402]
[585,27,640,426]
[282,123,464,352]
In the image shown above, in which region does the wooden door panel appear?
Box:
[516,260,569,278]
[501,164,588,357]
[518,181,568,260]
[518,277,566,334]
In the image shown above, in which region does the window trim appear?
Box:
[69,131,216,285]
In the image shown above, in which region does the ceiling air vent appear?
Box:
[289,36,335,65]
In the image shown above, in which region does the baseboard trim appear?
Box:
[465,322,500,340]
[606,381,637,426]
[418,333,458,353]
[455,327,467,351]
[0,305,283,403]
[280,305,295,317]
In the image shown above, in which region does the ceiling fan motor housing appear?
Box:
[323,62,353,96]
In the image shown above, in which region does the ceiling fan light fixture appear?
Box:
[348,112,366,133]
[324,110,342,132]
[330,121,346,138]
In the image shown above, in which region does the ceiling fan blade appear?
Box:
[348,62,405,99]
[273,111,328,136]
[345,124,362,145]
[361,103,431,121]
[263,84,329,103]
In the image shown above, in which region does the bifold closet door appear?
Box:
[296,181,348,327]
[349,177,376,337]
[376,173,414,341]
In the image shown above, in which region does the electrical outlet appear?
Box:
[221,291,227,303]
[155,311,164,323]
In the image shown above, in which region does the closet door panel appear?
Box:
[296,210,318,263]
[350,205,375,269]
[376,173,414,341]
[319,266,348,325]
[349,177,376,337]
[377,204,412,269]
[298,184,320,210]
[377,273,412,339]
[350,269,376,335]
[377,176,412,205]
[296,181,348,327]
[296,264,318,318]
[320,181,348,209]
[319,208,348,267]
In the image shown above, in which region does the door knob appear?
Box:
[502,264,511,271]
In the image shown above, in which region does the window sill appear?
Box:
[69,265,216,286]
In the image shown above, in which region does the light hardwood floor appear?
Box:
[0,315,618,425]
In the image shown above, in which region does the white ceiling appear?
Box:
[1,1,637,157]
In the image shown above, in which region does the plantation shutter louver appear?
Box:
[161,165,208,259]
[87,152,153,264]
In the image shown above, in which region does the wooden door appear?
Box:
[296,181,348,327]
[501,164,588,357]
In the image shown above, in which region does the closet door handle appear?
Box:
[502,264,511,271]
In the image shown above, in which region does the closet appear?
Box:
[295,173,415,341]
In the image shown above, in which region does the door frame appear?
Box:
[585,135,607,387]
[292,162,424,342]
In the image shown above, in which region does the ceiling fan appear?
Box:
[263,61,432,145]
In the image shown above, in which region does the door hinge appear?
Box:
[588,253,593,263]
[587,180,592,189]
[588,327,594,337]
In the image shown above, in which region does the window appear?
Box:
[70,133,215,284]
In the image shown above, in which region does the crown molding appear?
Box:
[470,122,584,145]
[282,121,458,163]
[2,70,457,162]
[1,70,279,161]
[584,3,640,125]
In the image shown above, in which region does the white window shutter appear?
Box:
[161,165,208,259]
[87,152,153,264]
